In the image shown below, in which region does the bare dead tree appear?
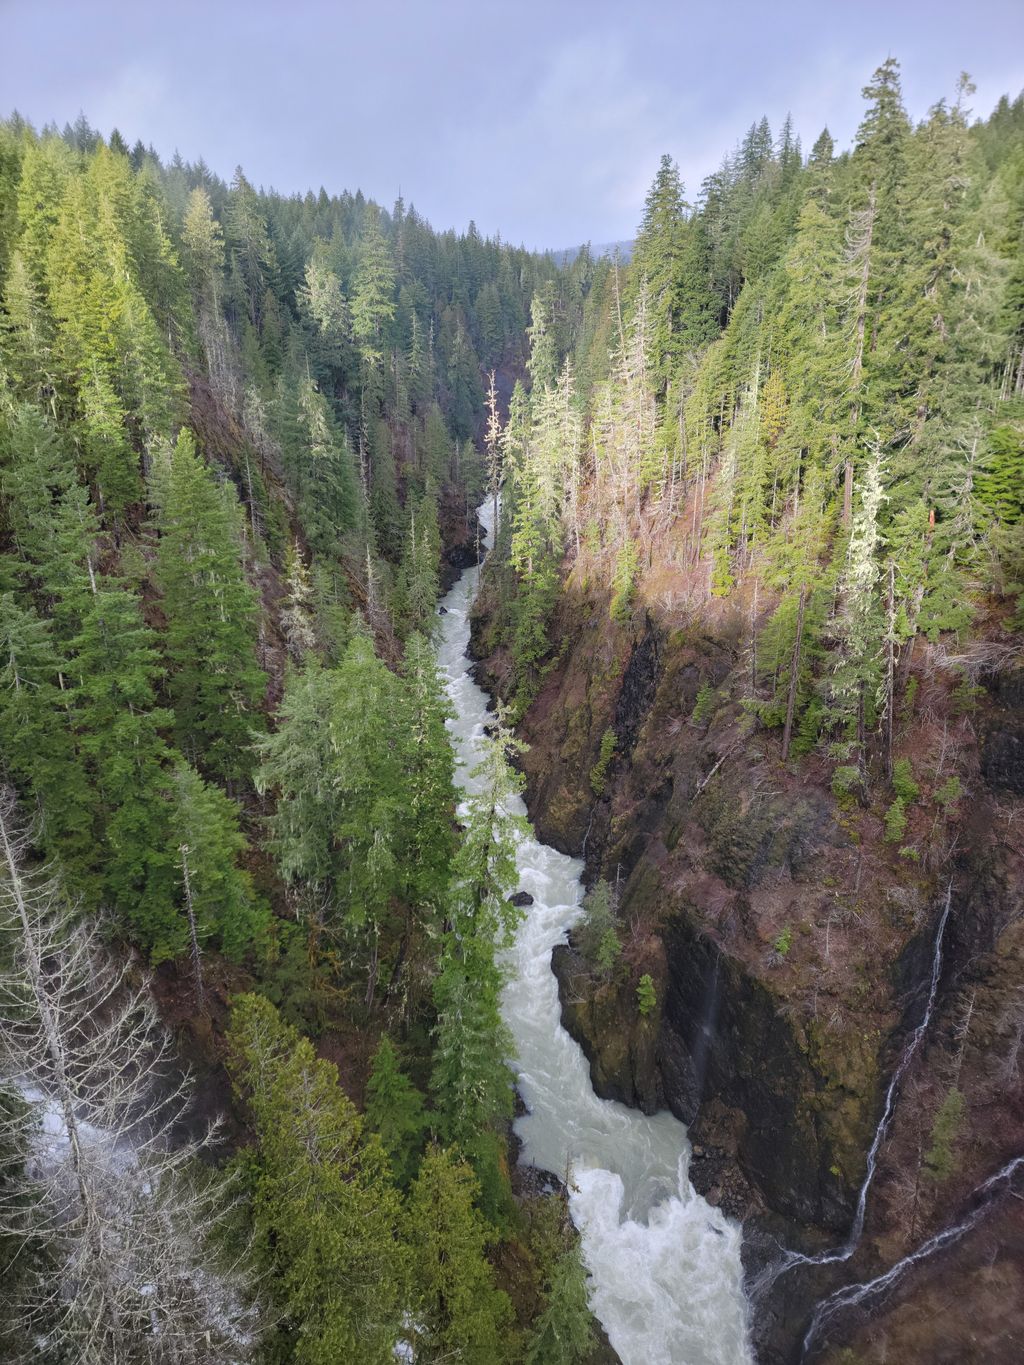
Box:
[0,789,258,1363]
[952,988,976,1086]
[999,989,1024,1086]
[485,369,502,541]
[178,843,206,1015]
[781,583,807,762]
[842,183,877,526]
[931,638,1024,678]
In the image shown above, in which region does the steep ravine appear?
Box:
[470,573,1024,1363]
[442,507,751,1365]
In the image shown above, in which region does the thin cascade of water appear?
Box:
[436,502,752,1365]
[690,952,722,1105]
[801,1154,1024,1359]
[843,883,954,1251]
[755,884,954,1296]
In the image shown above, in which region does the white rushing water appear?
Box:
[436,504,751,1365]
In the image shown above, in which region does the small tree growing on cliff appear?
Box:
[577,880,613,955]
[577,880,621,976]
[924,1087,966,1183]
[636,974,657,1017]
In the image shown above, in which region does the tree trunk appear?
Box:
[750,579,759,696]
[781,585,807,762]
[365,931,379,1010]
[844,183,876,526]
[883,561,896,783]
[180,843,206,1013]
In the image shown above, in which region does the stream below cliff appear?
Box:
[436,503,751,1365]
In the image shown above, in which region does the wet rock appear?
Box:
[981,723,1024,793]
[551,943,662,1115]
[981,669,1024,794]
[509,890,535,907]
[612,620,662,755]
[660,909,859,1231]
[444,541,479,574]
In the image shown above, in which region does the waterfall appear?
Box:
[801,1154,1024,1359]
[690,952,722,1105]
[755,883,954,1296]
[842,883,954,1252]
[436,502,751,1365]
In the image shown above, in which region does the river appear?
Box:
[436,503,751,1365]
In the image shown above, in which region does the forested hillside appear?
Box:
[487,65,1024,728]
[472,62,1024,1363]
[0,113,602,1363]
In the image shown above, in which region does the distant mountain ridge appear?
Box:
[545,239,634,267]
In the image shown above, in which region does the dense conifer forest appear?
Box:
[0,54,1022,1365]
[490,65,1024,746]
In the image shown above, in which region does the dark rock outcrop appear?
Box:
[981,668,1024,794]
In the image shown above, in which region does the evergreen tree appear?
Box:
[0,252,58,408]
[405,1145,516,1362]
[399,630,457,916]
[296,241,351,374]
[254,658,343,890]
[180,186,225,307]
[280,538,318,658]
[153,429,266,782]
[431,721,526,1193]
[225,166,275,326]
[527,289,559,392]
[169,759,268,963]
[69,581,178,939]
[327,629,408,946]
[0,592,92,872]
[0,402,97,636]
[830,449,886,770]
[632,153,701,385]
[364,1034,427,1186]
[46,147,184,515]
[978,417,1024,523]
[394,495,441,638]
[228,994,406,1364]
[291,369,360,553]
[351,205,396,375]
[524,1242,596,1365]
[257,629,449,998]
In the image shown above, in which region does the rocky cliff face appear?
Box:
[471,571,1024,1363]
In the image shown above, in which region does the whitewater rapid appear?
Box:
[436,504,751,1365]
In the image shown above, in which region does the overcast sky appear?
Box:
[3,0,1023,249]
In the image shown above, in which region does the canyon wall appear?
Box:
[472,571,1024,1363]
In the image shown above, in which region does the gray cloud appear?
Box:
[2,0,1022,247]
